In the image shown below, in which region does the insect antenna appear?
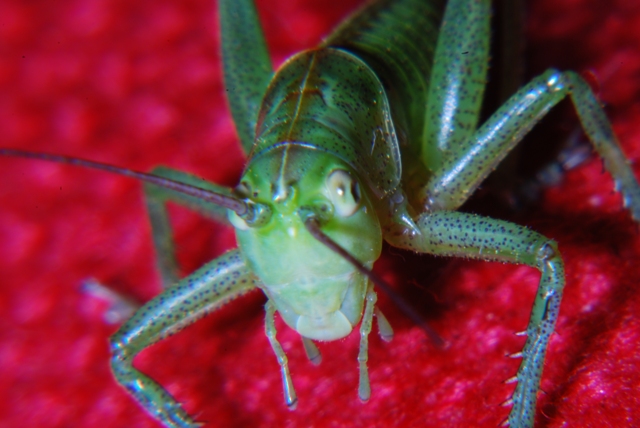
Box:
[0,148,252,216]
[303,217,445,348]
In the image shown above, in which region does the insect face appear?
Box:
[229,146,382,340]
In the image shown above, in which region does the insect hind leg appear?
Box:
[422,69,640,220]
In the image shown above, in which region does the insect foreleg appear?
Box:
[386,211,565,428]
[422,0,490,172]
[143,166,234,287]
[220,0,272,154]
[423,69,640,216]
[110,250,258,428]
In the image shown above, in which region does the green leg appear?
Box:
[143,166,233,288]
[220,0,273,155]
[423,70,640,219]
[386,211,565,428]
[422,0,491,171]
[110,250,258,428]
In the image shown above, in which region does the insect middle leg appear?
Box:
[385,212,565,428]
[110,249,258,428]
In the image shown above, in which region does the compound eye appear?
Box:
[326,169,361,217]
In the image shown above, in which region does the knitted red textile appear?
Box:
[2,1,640,427]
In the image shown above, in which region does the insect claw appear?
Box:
[504,375,518,385]
[358,383,371,402]
[287,398,298,411]
[499,416,510,427]
[507,351,523,359]
[514,330,527,336]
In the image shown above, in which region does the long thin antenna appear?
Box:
[303,217,445,348]
[0,148,249,215]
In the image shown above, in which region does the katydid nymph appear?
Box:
[2,0,640,427]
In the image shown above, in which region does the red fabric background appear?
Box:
[1,0,640,427]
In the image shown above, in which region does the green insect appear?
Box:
[2,0,639,427]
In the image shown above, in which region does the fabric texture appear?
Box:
[1,0,639,426]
